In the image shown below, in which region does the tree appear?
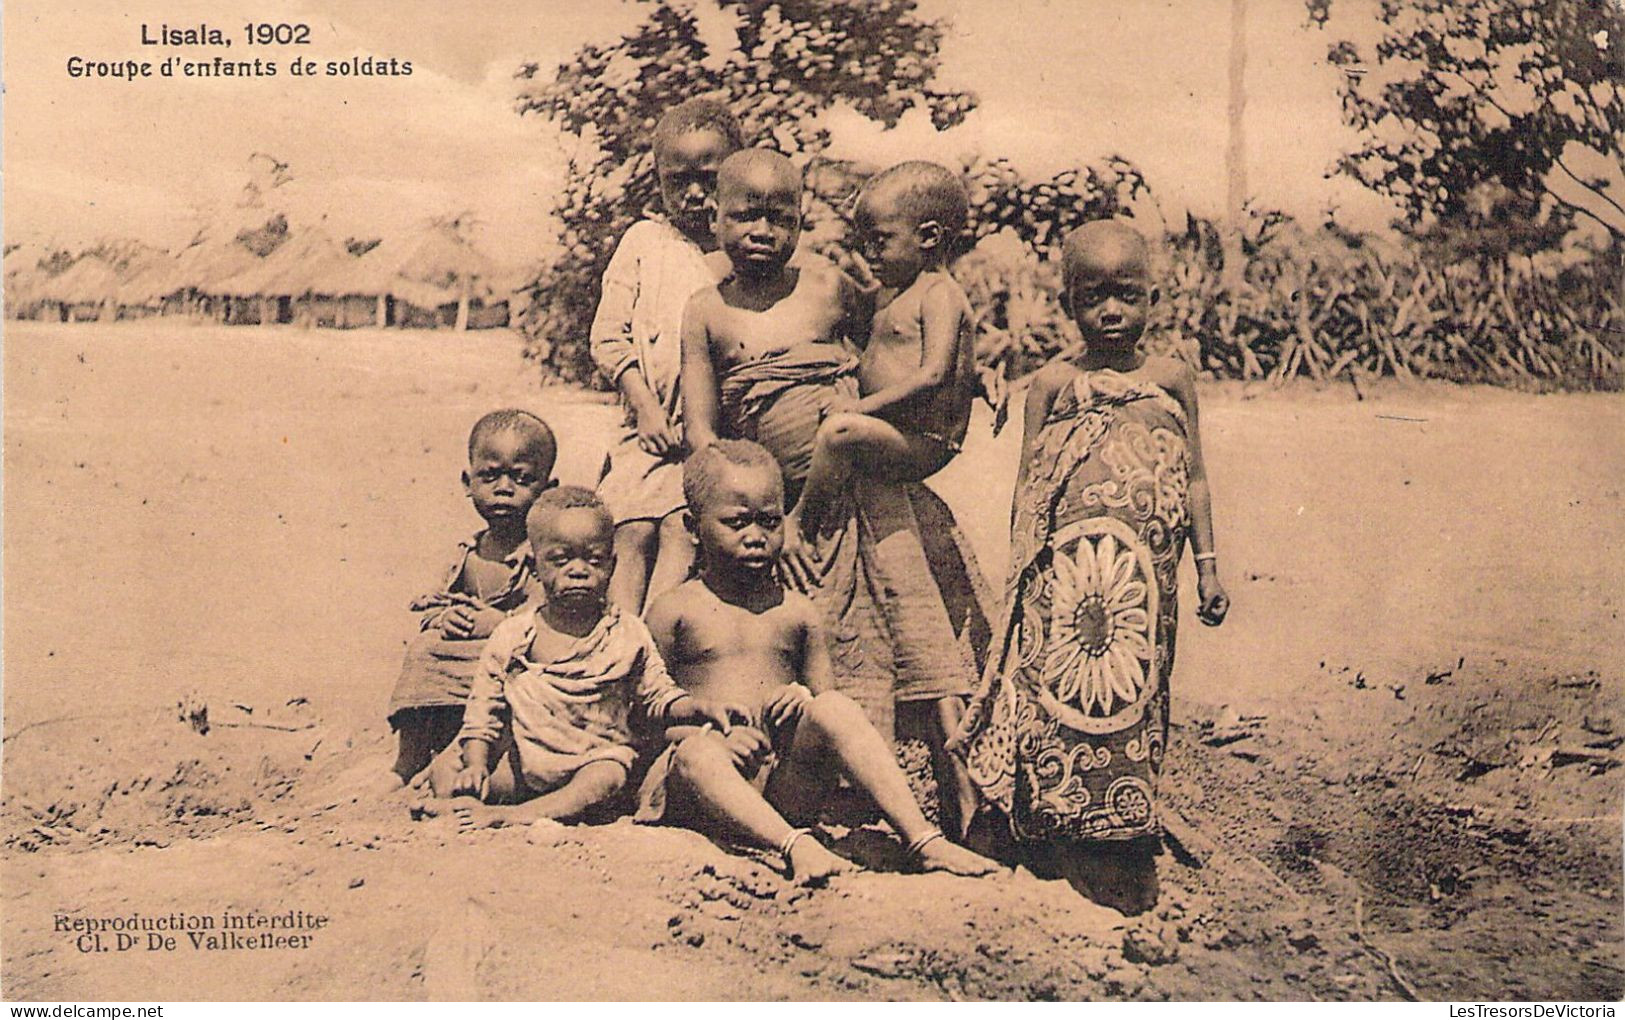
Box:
[513,0,977,382]
[1312,0,1624,242]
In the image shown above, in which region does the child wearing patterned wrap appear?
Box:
[592,98,745,614]
[952,220,1229,914]
[384,409,557,786]
[413,486,748,833]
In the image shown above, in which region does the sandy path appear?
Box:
[3,321,1621,1000]
[8,321,1621,731]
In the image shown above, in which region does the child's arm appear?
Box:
[1011,361,1072,525]
[450,625,517,797]
[591,226,681,455]
[791,593,834,702]
[679,291,723,451]
[1163,361,1229,626]
[850,277,965,420]
[409,548,478,632]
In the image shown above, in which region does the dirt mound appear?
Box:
[2,698,322,853]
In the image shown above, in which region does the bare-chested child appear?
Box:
[680,148,872,465]
[414,486,748,833]
[784,161,978,551]
[635,440,1000,883]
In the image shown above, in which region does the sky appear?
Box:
[2,0,1612,262]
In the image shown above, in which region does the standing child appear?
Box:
[385,409,557,785]
[779,161,984,833]
[637,440,1000,883]
[592,98,745,613]
[952,220,1230,915]
[415,486,748,831]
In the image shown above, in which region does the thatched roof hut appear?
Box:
[37,256,124,320]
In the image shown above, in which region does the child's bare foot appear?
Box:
[449,799,507,833]
[911,831,1002,877]
[785,832,856,886]
[410,796,501,832]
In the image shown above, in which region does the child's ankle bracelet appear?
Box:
[907,829,944,857]
[779,827,812,859]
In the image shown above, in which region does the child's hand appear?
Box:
[835,249,881,295]
[634,403,682,458]
[721,725,772,772]
[449,764,489,801]
[442,605,503,640]
[690,698,753,735]
[1197,573,1230,627]
[777,527,825,594]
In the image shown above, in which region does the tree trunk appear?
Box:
[1223,0,1249,292]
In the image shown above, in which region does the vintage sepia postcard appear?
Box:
[3,0,1621,1004]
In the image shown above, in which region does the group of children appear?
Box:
[384,97,1229,910]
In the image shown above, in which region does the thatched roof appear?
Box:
[215,231,347,298]
[37,256,122,305]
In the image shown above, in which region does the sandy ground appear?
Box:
[3,320,1621,1000]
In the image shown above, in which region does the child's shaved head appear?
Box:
[684,439,784,512]
[468,408,557,469]
[527,484,612,541]
[1061,220,1152,292]
[716,149,800,202]
[860,161,969,237]
[653,98,745,166]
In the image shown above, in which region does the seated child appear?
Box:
[415,486,747,832]
[384,408,557,786]
[785,160,978,547]
[592,98,745,614]
[635,440,1001,883]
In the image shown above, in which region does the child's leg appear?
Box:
[664,732,853,884]
[895,696,979,841]
[608,519,657,612]
[450,759,628,832]
[644,510,696,607]
[772,692,998,876]
[791,413,950,538]
[392,706,464,784]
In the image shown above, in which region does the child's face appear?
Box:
[657,128,733,242]
[855,191,930,289]
[1064,249,1153,352]
[463,430,552,527]
[692,464,785,578]
[715,171,801,279]
[528,507,614,613]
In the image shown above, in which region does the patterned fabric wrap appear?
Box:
[952,370,1191,842]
